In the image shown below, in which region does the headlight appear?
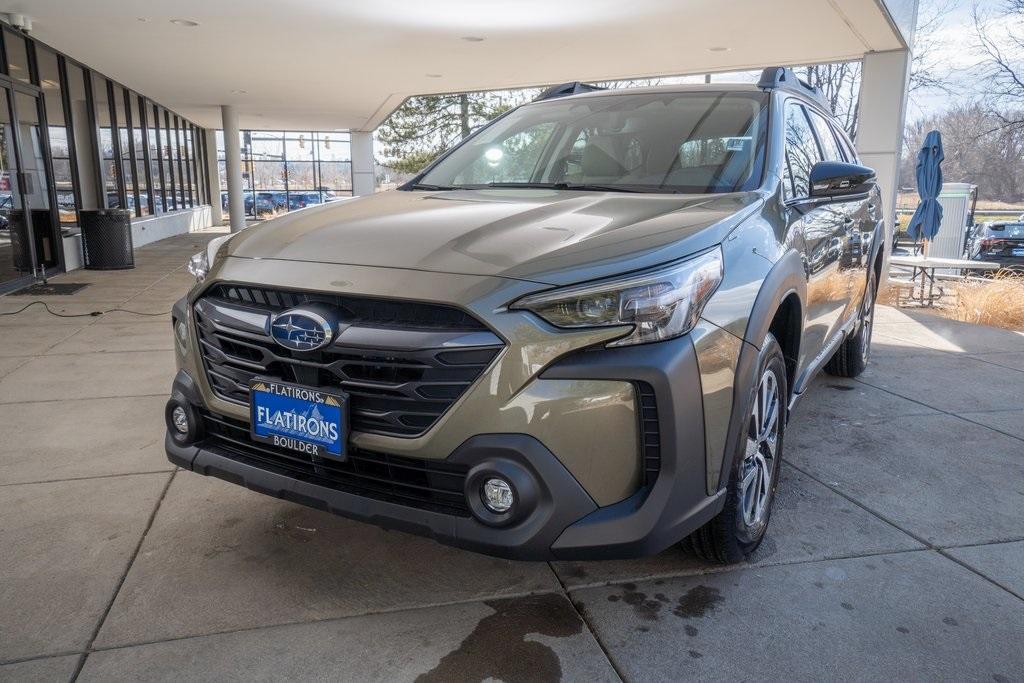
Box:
[512,248,723,347]
[187,235,232,282]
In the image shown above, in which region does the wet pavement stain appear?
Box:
[688,650,704,659]
[673,585,724,619]
[943,617,959,627]
[841,602,854,611]
[684,625,699,637]
[415,593,582,683]
[897,626,910,634]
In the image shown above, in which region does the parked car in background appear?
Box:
[966,220,1024,273]
[245,191,286,216]
[287,191,324,211]
[168,68,883,564]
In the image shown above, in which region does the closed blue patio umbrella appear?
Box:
[906,130,944,246]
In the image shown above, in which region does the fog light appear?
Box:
[482,477,514,513]
[175,320,189,343]
[171,405,190,434]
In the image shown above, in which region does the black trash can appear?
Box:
[81,209,134,270]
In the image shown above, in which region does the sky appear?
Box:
[908,0,1016,119]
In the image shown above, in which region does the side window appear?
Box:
[783,102,822,199]
[808,110,843,162]
[833,126,858,164]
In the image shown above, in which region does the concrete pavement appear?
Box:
[1,231,1022,681]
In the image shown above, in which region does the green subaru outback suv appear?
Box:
[166,67,882,563]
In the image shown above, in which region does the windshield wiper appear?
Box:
[407,183,459,191]
[470,182,651,193]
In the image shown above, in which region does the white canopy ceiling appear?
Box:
[16,0,913,131]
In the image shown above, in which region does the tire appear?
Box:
[824,269,877,378]
[688,332,787,564]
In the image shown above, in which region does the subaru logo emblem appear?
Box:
[270,309,333,351]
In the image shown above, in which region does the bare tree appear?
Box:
[802,0,954,140]
[973,0,1024,130]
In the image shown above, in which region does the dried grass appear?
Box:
[880,272,1024,332]
[950,272,1024,331]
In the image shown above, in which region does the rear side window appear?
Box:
[807,110,844,162]
[782,102,822,199]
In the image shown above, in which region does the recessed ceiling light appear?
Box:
[170,18,200,27]
[425,73,443,78]
[137,17,150,22]
[707,46,730,52]
[461,36,485,42]
[230,89,248,95]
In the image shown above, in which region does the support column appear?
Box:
[350,131,376,196]
[204,128,223,226]
[856,48,912,284]
[221,105,245,232]
[70,99,100,210]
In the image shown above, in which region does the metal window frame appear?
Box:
[136,94,155,216]
[163,108,177,210]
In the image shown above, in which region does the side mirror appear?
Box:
[809,161,876,199]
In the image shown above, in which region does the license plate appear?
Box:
[1012,248,1024,257]
[249,379,347,459]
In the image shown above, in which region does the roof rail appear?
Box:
[534,81,606,101]
[757,66,827,108]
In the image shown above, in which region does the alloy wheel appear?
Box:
[740,369,780,528]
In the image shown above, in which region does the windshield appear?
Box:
[415,91,769,194]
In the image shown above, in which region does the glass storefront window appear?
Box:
[147,103,164,213]
[182,123,194,207]
[130,93,150,216]
[4,29,32,85]
[217,129,353,219]
[319,161,353,192]
[161,109,176,210]
[38,48,78,225]
[113,85,135,215]
[93,78,120,209]
[317,133,351,162]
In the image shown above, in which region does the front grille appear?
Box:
[199,410,471,516]
[636,382,661,487]
[211,283,485,330]
[194,284,504,437]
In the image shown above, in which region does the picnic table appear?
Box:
[889,255,1000,306]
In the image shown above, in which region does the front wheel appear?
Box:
[688,332,787,564]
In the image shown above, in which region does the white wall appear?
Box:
[62,205,212,272]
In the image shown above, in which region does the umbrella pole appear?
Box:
[921,240,931,304]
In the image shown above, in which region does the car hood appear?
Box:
[225,188,762,285]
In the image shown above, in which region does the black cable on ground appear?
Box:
[0,301,169,318]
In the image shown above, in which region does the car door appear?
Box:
[807,108,873,329]
[780,100,849,380]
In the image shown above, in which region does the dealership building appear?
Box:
[0,0,917,294]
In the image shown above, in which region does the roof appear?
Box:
[24,0,913,131]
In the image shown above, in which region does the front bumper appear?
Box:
[166,331,726,560]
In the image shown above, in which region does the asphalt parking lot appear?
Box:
[2,231,1023,682]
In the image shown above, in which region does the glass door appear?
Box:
[0,87,58,290]
[14,91,57,274]
[0,84,32,287]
